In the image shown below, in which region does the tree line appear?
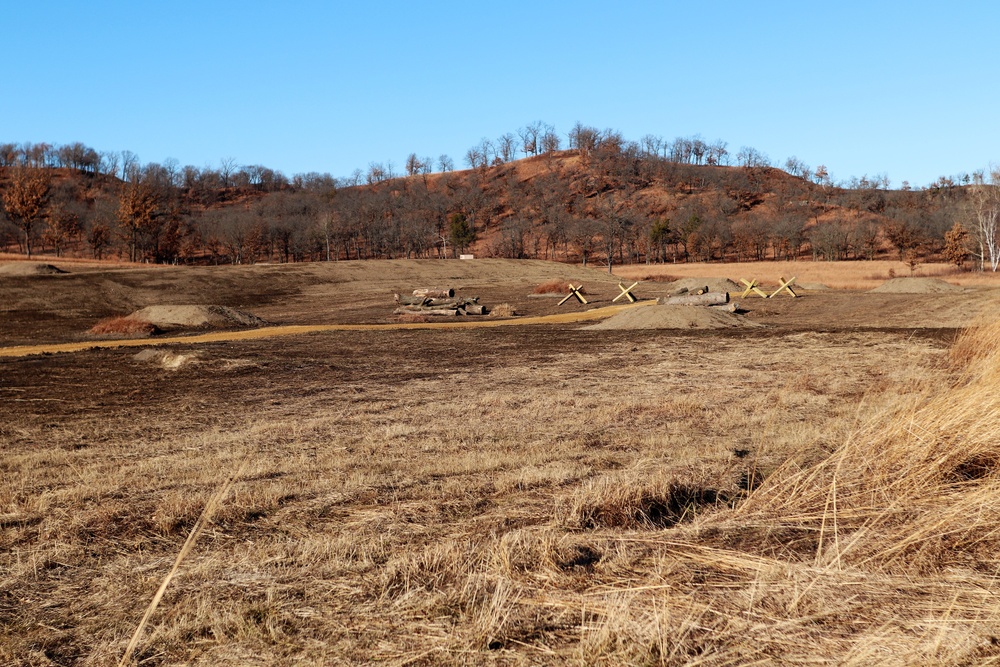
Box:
[1,130,998,271]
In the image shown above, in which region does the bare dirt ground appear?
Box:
[2,259,999,665]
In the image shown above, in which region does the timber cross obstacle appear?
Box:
[558,283,588,306]
[612,281,640,303]
[559,282,642,307]
[740,276,798,299]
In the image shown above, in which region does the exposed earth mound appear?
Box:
[585,304,760,330]
[870,277,963,294]
[126,305,269,329]
[0,262,67,276]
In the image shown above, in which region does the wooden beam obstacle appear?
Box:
[612,281,640,303]
[557,284,588,306]
[769,276,798,298]
[739,279,769,298]
[740,276,798,299]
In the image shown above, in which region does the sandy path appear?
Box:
[0,301,653,358]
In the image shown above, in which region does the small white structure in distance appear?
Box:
[459,254,475,260]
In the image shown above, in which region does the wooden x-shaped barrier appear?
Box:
[770,276,798,298]
[740,278,769,298]
[740,277,798,298]
[612,281,640,303]
[557,283,589,306]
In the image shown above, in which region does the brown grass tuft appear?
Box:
[488,303,517,317]
[89,316,158,336]
[532,279,587,294]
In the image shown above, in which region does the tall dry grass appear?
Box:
[559,317,1000,663]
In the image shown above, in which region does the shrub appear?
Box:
[532,280,585,295]
[89,316,158,336]
[489,303,517,317]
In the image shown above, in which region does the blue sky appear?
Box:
[4,1,997,187]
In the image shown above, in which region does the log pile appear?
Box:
[671,285,710,297]
[393,289,489,317]
[658,290,742,313]
[659,292,729,306]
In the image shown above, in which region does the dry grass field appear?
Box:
[3,258,1000,665]
[616,259,1000,290]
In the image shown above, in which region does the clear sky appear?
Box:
[4,1,997,188]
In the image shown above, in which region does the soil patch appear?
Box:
[0,262,67,276]
[127,305,269,329]
[870,277,963,294]
[584,304,761,330]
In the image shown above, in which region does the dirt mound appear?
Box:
[585,304,760,330]
[127,305,269,329]
[869,277,963,294]
[665,277,741,294]
[0,262,67,276]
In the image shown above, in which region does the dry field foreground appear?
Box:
[3,259,1000,665]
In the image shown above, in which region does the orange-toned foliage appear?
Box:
[89,316,157,336]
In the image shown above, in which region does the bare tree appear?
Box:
[737,146,770,168]
[464,147,484,170]
[568,122,600,154]
[405,153,423,176]
[119,150,140,181]
[496,133,516,163]
[640,134,663,159]
[540,127,561,153]
[219,157,238,188]
[438,154,454,172]
[784,156,811,179]
[477,138,496,165]
[367,162,389,184]
[518,121,544,156]
[706,140,729,166]
[969,168,1000,271]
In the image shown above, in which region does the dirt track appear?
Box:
[0,301,653,358]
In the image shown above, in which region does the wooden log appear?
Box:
[659,292,730,306]
[708,302,739,313]
[412,288,454,298]
[427,297,478,308]
[463,304,488,315]
[393,307,457,316]
[394,294,430,306]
